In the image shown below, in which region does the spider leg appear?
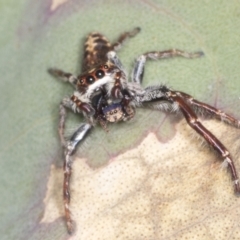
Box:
[168,91,240,194]
[58,97,93,233]
[48,68,77,87]
[111,27,141,51]
[59,103,68,147]
[107,51,125,72]
[137,86,240,194]
[58,96,94,146]
[177,91,240,128]
[143,49,204,60]
[132,49,204,84]
[63,123,92,233]
[108,27,141,70]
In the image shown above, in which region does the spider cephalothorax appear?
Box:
[49,27,240,234]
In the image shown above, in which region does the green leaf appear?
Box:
[1,0,240,239]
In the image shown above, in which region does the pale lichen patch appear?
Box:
[50,0,70,11]
[41,164,63,223]
[42,119,240,239]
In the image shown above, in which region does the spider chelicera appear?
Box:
[49,27,240,234]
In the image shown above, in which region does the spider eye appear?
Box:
[95,70,105,79]
[104,65,108,69]
[86,75,95,84]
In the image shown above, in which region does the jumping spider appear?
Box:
[49,27,240,234]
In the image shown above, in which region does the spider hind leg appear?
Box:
[137,86,240,195]
[179,91,240,128]
[168,91,240,195]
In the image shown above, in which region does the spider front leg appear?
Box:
[132,49,204,84]
[63,123,92,233]
[59,96,94,146]
[58,97,94,233]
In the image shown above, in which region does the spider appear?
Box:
[49,27,240,234]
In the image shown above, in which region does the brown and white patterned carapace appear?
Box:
[49,28,240,234]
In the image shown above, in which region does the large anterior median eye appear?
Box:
[95,69,105,79]
[86,75,95,84]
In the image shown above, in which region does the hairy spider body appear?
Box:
[49,28,240,234]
